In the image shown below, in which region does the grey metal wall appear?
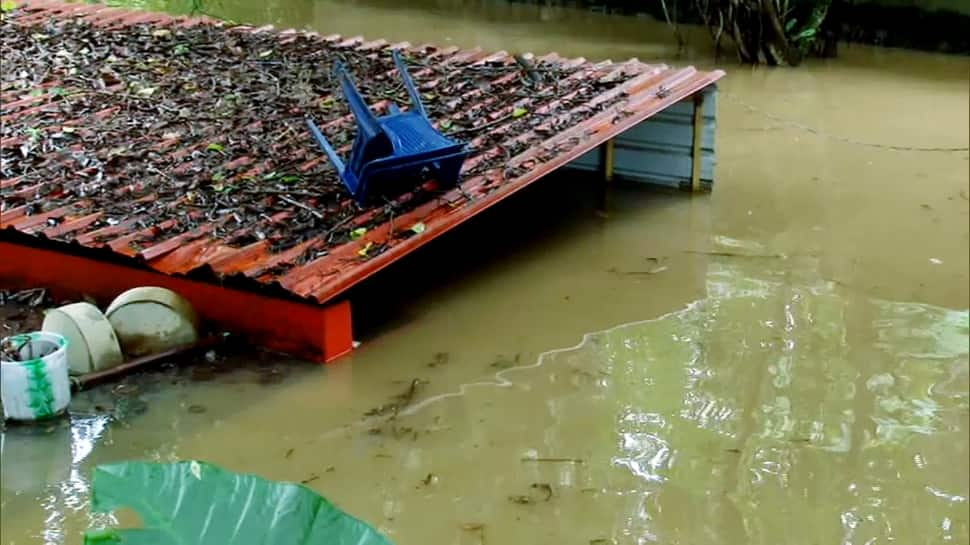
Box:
[566,86,718,190]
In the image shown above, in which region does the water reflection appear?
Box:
[275,241,964,544]
[493,243,969,544]
[1,413,115,544]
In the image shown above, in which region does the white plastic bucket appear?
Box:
[1,332,72,421]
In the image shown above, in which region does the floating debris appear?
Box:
[508,482,554,505]
[427,351,449,368]
[489,353,520,369]
[520,456,584,464]
[531,482,553,500]
[364,378,427,418]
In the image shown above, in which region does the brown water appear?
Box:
[2,1,969,544]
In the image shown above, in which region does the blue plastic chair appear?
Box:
[306,50,468,205]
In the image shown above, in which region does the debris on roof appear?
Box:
[1,0,725,305]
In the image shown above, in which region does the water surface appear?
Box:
[1,1,968,544]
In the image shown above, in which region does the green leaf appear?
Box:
[211,172,226,182]
[28,88,44,97]
[280,175,301,184]
[49,87,67,97]
[357,241,373,257]
[0,0,17,13]
[206,142,225,153]
[83,460,394,545]
[785,17,797,33]
[173,44,189,56]
[794,27,817,41]
[439,120,452,130]
[512,107,528,118]
[410,222,426,234]
[350,227,367,240]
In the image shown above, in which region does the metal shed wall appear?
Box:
[567,86,718,190]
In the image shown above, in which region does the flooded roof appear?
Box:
[1,0,724,305]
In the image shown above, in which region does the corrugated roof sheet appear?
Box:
[1,0,725,305]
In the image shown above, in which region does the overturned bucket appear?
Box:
[42,302,123,375]
[1,332,72,421]
[105,287,200,357]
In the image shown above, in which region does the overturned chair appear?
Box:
[306,50,469,205]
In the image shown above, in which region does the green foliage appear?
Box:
[790,1,830,53]
[671,0,834,65]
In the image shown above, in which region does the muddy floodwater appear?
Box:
[2,1,969,544]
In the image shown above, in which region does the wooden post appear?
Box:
[690,92,706,193]
[602,138,615,183]
[597,138,616,216]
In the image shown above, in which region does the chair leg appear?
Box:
[306,117,365,198]
[392,49,428,118]
[345,170,365,204]
[334,61,383,138]
[305,117,345,176]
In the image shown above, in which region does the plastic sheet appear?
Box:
[84,461,393,545]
